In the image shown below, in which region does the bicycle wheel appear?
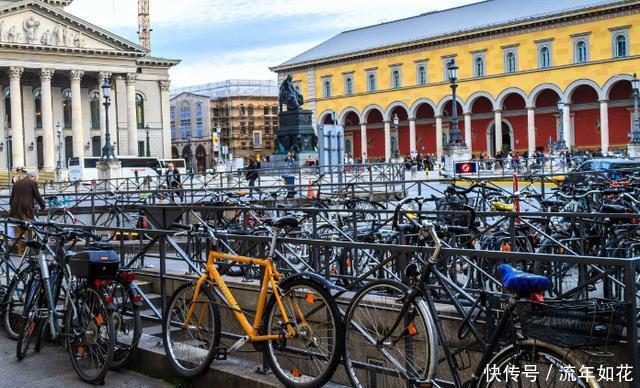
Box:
[162,280,220,378]
[16,277,43,360]
[344,280,438,388]
[109,279,142,370]
[263,276,342,388]
[4,268,31,340]
[65,285,116,385]
[476,339,598,387]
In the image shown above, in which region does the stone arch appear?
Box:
[603,74,634,100]
[436,95,465,116]
[409,98,437,119]
[464,91,496,113]
[565,79,604,102]
[317,109,337,125]
[530,83,565,106]
[362,104,385,123]
[496,87,529,110]
[338,106,361,125]
[384,101,411,121]
[486,118,515,155]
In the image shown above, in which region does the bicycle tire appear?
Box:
[65,285,116,385]
[343,279,438,388]
[476,339,598,387]
[263,275,343,388]
[16,277,43,360]
[162,280,220,378]
[4,267,31,340]
[110,278,142,370]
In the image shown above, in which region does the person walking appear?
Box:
[10,170,46,255]
[245,157,260,197]
[165,163,181,202]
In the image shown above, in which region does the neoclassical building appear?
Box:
[273,0,640,161]
[0,0,178,175]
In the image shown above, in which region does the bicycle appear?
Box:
[343,220,602,387]
[162,216,343,387]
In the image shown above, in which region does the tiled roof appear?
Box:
[276,0,627,69]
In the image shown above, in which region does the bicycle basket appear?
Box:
[517,299,628,348]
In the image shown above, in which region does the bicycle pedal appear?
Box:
[212,346,228,361]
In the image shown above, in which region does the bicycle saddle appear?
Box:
[498,264,549,296]
[24,239,43,251]
[601,204,627,214]
[541,199,565,208]
[266,216,299,229]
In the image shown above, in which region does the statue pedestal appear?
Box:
[444,143,471,173]
[272,109,318,163]
[97,159,122,181]
[628,142,640,158]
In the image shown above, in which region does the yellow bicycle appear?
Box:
[162,216,343,387]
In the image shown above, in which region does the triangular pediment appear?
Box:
[0,0,147,56]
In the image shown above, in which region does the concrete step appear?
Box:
[135,280,154,294]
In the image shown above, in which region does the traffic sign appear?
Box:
[454,161,477,174]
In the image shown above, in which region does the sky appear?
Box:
[66,0,479,88]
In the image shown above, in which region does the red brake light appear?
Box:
[120,271,137,282]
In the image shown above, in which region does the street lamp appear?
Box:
[556,100,568,151]
[101,78,116,160]
[56,122,63,180]
[187,130,195,173]
[145,124,151,157]
[447,60,463,144]
[631,73,640,143]
[392,113,400,158]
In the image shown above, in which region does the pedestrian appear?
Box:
[164,163,181,202]
[245,157,260,197]
[10,170,47,255]
[306,155,315,167]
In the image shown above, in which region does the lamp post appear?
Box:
[392,114,400,159]
[556,100,568,152]
[631,73,640,143]
[447,60,463,145]
[187,130,195,173]
[55,121,63,180]
[145,124,151,157]
[101,78,116,160]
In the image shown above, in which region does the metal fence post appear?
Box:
[624,260,639,383]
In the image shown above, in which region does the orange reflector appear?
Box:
[28,322,36,337]
[346,258,351,269]
[96,313,104,326]
[304,294,315,304]
[133,294,143,302]
[501,243,511,252]
[78,346,85,357]
[291,368,302,378]
[407,321,417,336]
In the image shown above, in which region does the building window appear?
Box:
[473,56,485,77]
[34,88,42,129]
[272,105,278,115]
[416,64,427,85]
[195,103,203,137]
[62,89,72,128]
[614,33,628,58]
[575,40,587,63]
[264,106,269,115]
[391,68,401,89]
[366,72,377,92]
[239,104,246,116]
[442,57,456,81]
[248,104,254,116]
[344,75,353,95]
[89,91,100,129]
[505,51,517,73]
[135,93,144,129]
[180,103,191,138]
[240,122,247,135]
[213,107,219,117]
[138,141,145,157]
[253,131,262,149]
[4,89,10,128]
[322,79,332,98]
[538,46,551,68]
[170,106,176,139]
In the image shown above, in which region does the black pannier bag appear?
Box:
[68,249,120,279]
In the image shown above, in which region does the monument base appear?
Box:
[444,144,471,173]
[628,142,640,158]
[271,151,319,168]
[55,167,68,182]
[97,160,122,181]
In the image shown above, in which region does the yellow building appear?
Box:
[272,0,640,161]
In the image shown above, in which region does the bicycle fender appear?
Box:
[279,272,344,294]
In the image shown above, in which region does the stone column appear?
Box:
[125,73,138,156]
[8,67,24,169]
[527,107,536,157]
[599,100,609,155]
[563,104,572,150]
[98,72,111,148]
[160,80,171,157]
[435,115,443,160]
[360,123,367,162]
[409,118,416,153]
[70,70,84,158]
[494,110,502,156]
[41,69,55,170]
[383,120,391,162]
[464,112,472,154]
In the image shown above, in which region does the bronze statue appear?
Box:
[279,74,304,111]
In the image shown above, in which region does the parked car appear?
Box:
[565,158,640,185]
